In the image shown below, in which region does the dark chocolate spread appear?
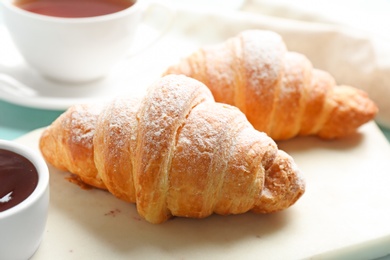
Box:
[0,149,38,212]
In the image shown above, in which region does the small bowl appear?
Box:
[0,139,49,260]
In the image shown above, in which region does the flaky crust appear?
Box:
[165,30,378,140]
[39,75,305,224]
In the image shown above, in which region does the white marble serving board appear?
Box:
[15,121,390,260]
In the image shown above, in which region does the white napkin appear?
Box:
[239,0,390,128]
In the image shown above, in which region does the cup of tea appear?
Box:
[0,139,49,260]
[0,0,175,83]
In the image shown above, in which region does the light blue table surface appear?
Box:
[0,100,63,140]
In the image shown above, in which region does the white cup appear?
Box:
[0,140,49,260]
[0,0,174,83]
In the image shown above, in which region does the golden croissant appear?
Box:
[39,75,305,224]
[164,29,378,140]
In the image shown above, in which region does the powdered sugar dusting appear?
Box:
[135,75,214,222]
[68,104,104,149]
[240,30,285,96]
[104,96,140,150]
[138,75,213,166]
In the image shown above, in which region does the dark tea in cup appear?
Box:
[13,0,136,18]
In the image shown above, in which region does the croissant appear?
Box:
[39,75,305,224]
[164,30,378,140]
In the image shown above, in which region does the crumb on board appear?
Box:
[65,174,94,190]
[105,208,121,217]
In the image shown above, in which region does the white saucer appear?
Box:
[0,23,189,110]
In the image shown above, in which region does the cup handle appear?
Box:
[128,0,176,57]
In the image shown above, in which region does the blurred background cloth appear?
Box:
[243,0,390,40]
